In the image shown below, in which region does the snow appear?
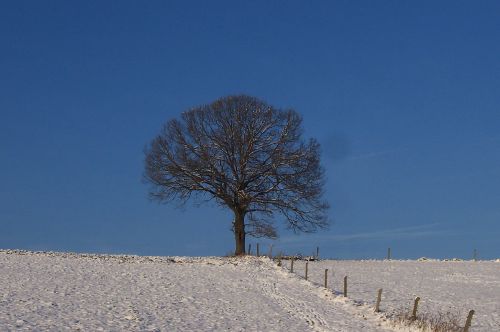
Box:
[281,259,500,331]
[1,250,498,331]
[1,250,395,331]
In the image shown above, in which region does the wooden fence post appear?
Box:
[269,244,273,259]
[343,276,347,297]
[324,269,328,288]
[305,262,309,280]
[291,258,294,273]
[411,297,420,320]
[464,310,475,332]
[375,289,383,312]
[473,249,477,261]
[316,246,319,259]
[248,244,251,255]
[256,243,260,257]
[387,247,391,260]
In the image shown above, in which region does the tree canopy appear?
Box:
[144,95,329,255]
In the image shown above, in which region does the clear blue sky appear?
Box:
[1,1,499,259]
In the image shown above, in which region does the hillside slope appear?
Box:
[1,250,394,331]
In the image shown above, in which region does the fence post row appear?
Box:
[282,254,473,331]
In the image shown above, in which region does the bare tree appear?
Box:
[144,95,329,255]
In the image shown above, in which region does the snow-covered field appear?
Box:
[1,250,498,331]
[1,250,395,331]
[281,259,500,331]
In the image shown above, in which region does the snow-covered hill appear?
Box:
[282,259,500,332]
[0,250,395,331]
[1,250,498,331]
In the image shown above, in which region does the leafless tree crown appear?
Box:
[144,95,329,239]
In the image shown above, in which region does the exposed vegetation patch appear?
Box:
[390,307,463,332]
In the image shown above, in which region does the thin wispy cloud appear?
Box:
[278,223,454,245]
[349,148,404,161]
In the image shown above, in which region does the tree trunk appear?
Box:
[234,209,246,255]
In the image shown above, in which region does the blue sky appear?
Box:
[1,1,499,259]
